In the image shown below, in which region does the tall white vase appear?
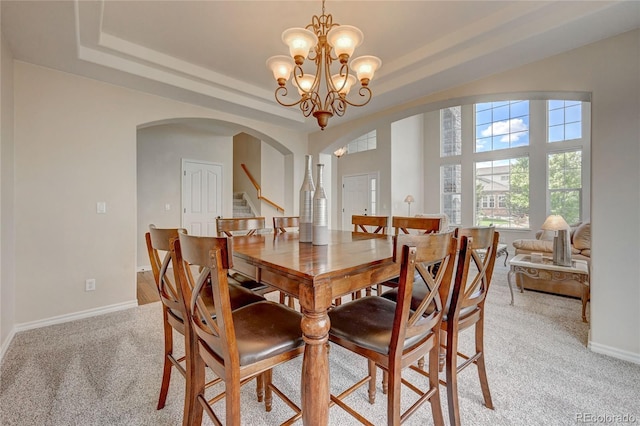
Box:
[312,163,329,246]
[299,155,315,243]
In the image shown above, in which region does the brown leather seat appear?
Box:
[172,233,304,425]
[328,232,462,425]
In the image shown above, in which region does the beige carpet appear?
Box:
[1,262,639,425]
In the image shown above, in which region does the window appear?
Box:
[441,164,461,225]
[435,98,588,230]
[475,101,529,152]
[346,130,377,154]
[441,106,462,157]
[370,177,377,215]
[548,100,582,142]
[475,158,529,229]
[548,150,582,224]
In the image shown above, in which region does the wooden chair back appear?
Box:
[392,216,441,235]
[145,224,188,411]
[273,216,299,234]
[146,225,187,327]
[216,217,265,237]
[352,215,388,234]
[449,227,498,324]
[393,232,460,341]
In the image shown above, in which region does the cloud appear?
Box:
[481,119,528,142]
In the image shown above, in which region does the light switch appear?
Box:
[165,203,171,211]
[97,202,106,214]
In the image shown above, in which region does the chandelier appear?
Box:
[266,0,382,130]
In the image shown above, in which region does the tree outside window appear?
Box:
[548,150,582,224]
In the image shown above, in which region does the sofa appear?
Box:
[512,222,591,298]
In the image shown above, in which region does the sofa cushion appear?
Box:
[580,249,591,257]
[573,222,591,250]
[513,239,554,252]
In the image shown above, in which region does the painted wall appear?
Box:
[233,133,262,216]
[391,114,424,217]
[1,18,17,356]
[10,61,307,327]
[261,140,286,229]
[136,124,233,269]
[310,30,640,362]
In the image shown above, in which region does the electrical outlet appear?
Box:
[499,237,505,243]
[85,278,96,291]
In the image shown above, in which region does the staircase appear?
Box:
[233,193,255,218]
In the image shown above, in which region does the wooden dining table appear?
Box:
[231,230,400,425]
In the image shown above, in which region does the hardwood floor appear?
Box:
[137,270,160,305]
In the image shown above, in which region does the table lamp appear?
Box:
[404,195,414,216]
[541,214,572,266]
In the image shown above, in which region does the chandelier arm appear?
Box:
[273,86,309,108]
[341,86,373,108]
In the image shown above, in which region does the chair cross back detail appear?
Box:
[146,225,187,327]
[273,216,299,234]
[216,217,265,237]
[392,216,441,235]
[451,227,499,319]
[352,215,388,234]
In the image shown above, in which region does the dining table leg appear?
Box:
[299,283,332,426]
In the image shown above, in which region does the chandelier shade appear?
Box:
[266,0,382,130]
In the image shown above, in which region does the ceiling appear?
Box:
[2,1,639,133]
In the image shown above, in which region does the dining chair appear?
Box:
[392,216,441,235]
[145,225,264,421]
[273,216,301,307]
[352,214,388,234]
[172,233,304,425]
[375,216,443,295]
[328,231,462,426]
[216,216,274,296]
[439,226,499,426]
[273,216,300,234]
[351,215,389,298]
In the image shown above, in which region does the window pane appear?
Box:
[548,125,564,142]
[440,106,462,157]
[565,122,582,140]
[548,100,582,143]
[441,164,461,225]
[475,157,529,229]
[475,101,529,151]
[548,150,582,223]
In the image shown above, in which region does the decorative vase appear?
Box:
[312,163,329,246]
[299,155,315,243]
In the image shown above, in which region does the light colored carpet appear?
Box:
[1,263,639,425]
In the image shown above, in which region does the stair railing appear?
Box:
[240,163,285,213]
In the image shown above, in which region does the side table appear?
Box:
[507,254,590,322]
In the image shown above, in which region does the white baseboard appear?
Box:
[137,264,151,272]
[0,328,17,363]
[589,340,640,365]
[13,299,139,334]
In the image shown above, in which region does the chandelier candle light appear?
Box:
[267,0,382,130]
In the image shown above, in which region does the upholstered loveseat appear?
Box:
[512,222,591,298]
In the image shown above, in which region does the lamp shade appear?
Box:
[404,195,415,203]
[331,73,357,95]
[327,25,363,58]
[350,55,382,84]
[266,56,295,83]
[541,214,570,231]
[282,28,318,62]
[293,74,316,95]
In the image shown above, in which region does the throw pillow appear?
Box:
[573,222,591,250]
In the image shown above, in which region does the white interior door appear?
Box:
[182,160,223,236]
[342,174,370,230]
